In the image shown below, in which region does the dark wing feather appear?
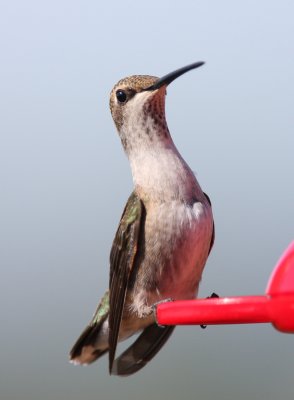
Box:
[203,192,215,255]
[112,324,175,376]
[108,192,144,373]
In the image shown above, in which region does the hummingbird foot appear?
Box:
[200,292,219,329]
[152,298,174,328]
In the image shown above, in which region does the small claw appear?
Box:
[208,292,219,299]
[200,292,219,329]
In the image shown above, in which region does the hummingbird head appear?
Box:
[109,62,205,154]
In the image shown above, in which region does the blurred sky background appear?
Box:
[1,1,294,399]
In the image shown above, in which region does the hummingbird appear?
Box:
[69,62,215,376]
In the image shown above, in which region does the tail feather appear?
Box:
[69,321,108,365]
[111,324,175,376]
[69,291,110,365]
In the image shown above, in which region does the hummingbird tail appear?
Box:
[69,291,110,365]
[111,324,175,376]
[69,319,108,365]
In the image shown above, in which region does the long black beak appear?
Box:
[144,61,205,91]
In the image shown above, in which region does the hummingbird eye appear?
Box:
[116,90,127,103]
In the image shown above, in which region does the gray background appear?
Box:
[1,1,293,399]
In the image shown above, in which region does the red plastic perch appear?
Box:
[156,242,294,333]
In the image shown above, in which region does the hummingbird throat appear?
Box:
[121,89,171,154]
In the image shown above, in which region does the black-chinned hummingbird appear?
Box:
[69,62,214,376]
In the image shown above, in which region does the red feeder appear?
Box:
[156,242,294,333]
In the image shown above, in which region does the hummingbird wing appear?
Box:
[69,291,110,364]
[108,192,144,373]
[112,324,175,376]
[203,192,215,255]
